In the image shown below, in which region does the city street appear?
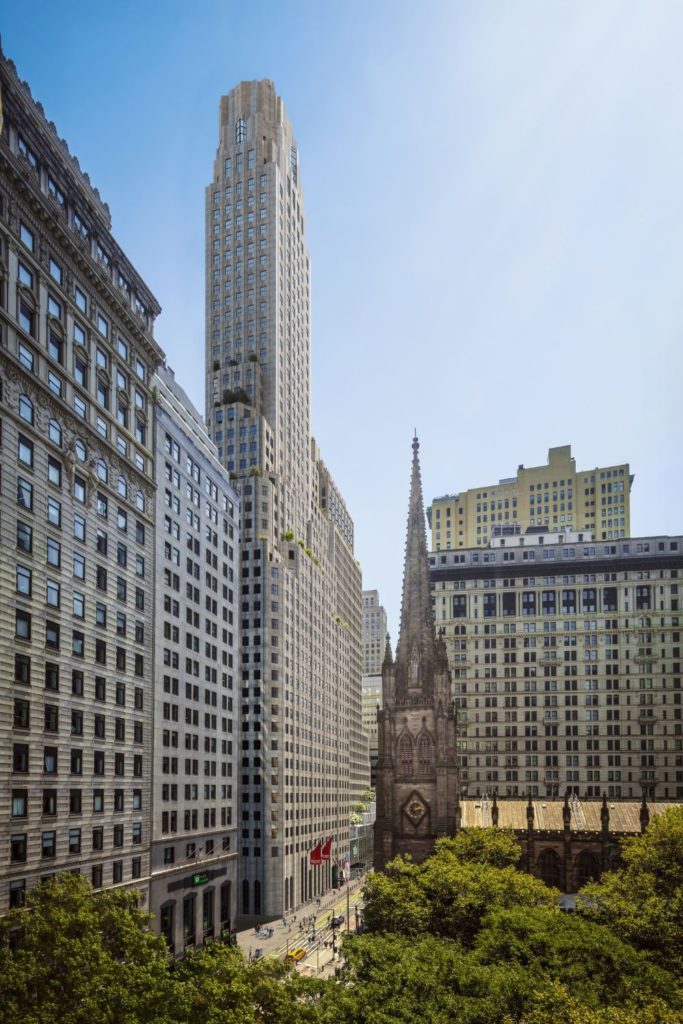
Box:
[233,876,367,978]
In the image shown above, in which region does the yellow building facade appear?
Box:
[428,446,633,550]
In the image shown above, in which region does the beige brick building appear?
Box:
[428,445,633,549]
[430,529,683,801]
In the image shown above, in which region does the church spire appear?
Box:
[395,434,437,696]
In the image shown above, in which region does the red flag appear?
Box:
[309,842,322,866]
[321,837,333,861]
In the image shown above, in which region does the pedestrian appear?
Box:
[248,947,252,963]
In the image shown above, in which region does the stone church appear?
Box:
[374,437,460,870]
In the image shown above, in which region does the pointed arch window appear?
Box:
[397,732,413,774]
[537,848,562,889]
[417,732,434,774]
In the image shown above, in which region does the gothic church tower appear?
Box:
[374,437,459,870]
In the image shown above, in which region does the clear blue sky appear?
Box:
[4,1,682,639]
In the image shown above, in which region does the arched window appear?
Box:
[284,876,289,911]
[96,459,108,482]
[135,490,144,512]
[397,732,413,774]
[242,878,249,915]
[19,394,33,424]
[575,850,601,890]
[75,439,87,462]
[417,732,434,774]
[537,848,562,889]
[254,879,261,916]
[117,475,127,498]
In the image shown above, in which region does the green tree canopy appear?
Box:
[577,806,683,973]
[434,828,522,868]
[0,873,173,1024]
[474,906,681,1011]
[363,837,556,945]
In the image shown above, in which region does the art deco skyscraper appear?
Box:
[205,81,366,917]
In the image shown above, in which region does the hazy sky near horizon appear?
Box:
[3,1,682,639]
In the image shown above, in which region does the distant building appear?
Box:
[363,590,387,676]
[427,445,633,549]
[430,529,683,801]
[362,675,382,786]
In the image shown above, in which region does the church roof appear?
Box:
[459,798,680,834]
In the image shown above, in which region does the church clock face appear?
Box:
[404,793,427,827]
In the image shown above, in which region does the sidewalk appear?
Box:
[233,875,367,975]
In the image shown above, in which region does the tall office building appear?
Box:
[363,590,387,676]
[428,445,634,549]
[430,529,683,801]
[204,81,364,916]
[0,50,163,912]
[149,365,240,953]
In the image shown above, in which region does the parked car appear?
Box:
[330,915,344,928]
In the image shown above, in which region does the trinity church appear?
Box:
[374,436,460,869]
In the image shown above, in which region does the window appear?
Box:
[18,434,34,466]
[14,699,30,729]
[18,342,34,372]
[97,314,109,339]
[15,610,31,641]
[16,565,32,596]
[11,790,28,818]
[46,621,60,649]
[42,831,56,858]
[13,744,29,773]
[49,257,62,283]
[19,301,34,336]
[43,747,58,773]
[19,261,34,287]
[73,553,85,579]
[74,512,86,540]
[15,654,31,685]
[11,833,27,863]
[48,419,62,446]
[47,538,61,567]
[72,592,85,618]
[47,497,61,526]
[17,521,33,553]
[48,457,62,486]
[48,330,63,364]
[19,394,34,424]
[46,579,61,607]
[75,286,87,312]
[70,750,83,776]
[20,222,34,250]
[17,477,33,511]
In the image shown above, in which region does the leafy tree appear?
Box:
[363,841,556,945]
[435,828,522,869]
[474,907,681,1011]
[578,806,683,973]
[172,943,319,1024]
[313,932,537,1024]
[507,981,683,1024]
[0,873,174,1024]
